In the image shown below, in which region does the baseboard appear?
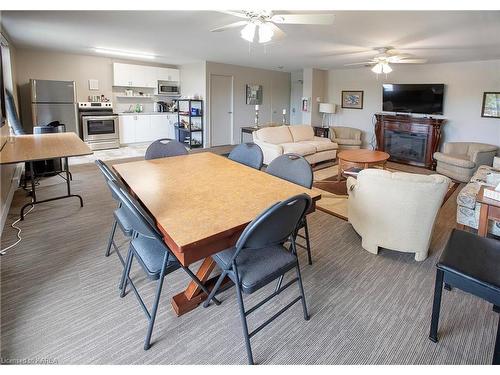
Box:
[0,163,23,235]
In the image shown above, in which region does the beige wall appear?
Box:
[302,68,328,126]
[327,59,500,147]
[205,61,291,146]
[14,48,176,131]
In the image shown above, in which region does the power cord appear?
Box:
[0,199,35,256]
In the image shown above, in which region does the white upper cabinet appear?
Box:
[113,63,180,88]
[157,67,180,82]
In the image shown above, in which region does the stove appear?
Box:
[78,102,119,150]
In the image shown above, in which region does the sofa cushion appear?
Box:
[280,142,316,156]
[334,138,362,146]
[288,125,315,142]
[434,152,475,169]
[254,126,293,145]
[300,140,338,152]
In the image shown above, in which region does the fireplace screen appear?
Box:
[384,130,427,163]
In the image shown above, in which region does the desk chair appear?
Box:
[145,138,188,160]
[203,194,311,364]
[266,153,314,265]
[228,143,264,170]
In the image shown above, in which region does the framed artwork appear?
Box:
[341,90,364,109]
[246,84,263,105]
[481,92,500,118]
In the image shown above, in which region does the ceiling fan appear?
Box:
[344,47,427,74]
[211,11,334,44]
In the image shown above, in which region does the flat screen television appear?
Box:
[382,84,444,115]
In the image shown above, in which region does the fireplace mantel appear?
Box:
[375,114,446,170]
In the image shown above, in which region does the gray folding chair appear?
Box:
[266,153,314,265]
[145,138,188,160]
[203,193,312,364]
[228,143,264,170]
[107,179,221,350]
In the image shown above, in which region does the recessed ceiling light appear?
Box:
[94,48,156,59]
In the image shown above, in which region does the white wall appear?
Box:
[302,68,328,126]
[205,61,291,146]
[327,60,500,148]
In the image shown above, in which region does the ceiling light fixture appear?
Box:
[240,22,257,42]
[94,48,156,59]
[258,22,274,43]
[371,62,392,75]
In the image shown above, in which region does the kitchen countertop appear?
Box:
[118,112,178,116]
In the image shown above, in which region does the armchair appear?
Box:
[347,169,450,261]
[434,142,497,182]
[329,126,362,150]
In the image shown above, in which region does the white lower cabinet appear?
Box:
[119,114,177,145]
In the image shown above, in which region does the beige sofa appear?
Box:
[253,125,338,165]
[434,142,497,182]
[347,169,450,261]
[329,126,362,150]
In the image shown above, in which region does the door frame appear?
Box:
[208,73,234,147]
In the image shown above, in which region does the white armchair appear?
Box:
[434,142,497,182]
[329,126,362,150]
[347,169,450,261]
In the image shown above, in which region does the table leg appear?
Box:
[478,203,489,237]
[20,161,37,221]
[337,160,343,182]
[171,257,231,316]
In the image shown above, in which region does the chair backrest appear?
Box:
[228,143,263,170]
[145,138,188,160]
[5,89,26,135]
[106,179,162,240]
[234,194,311,256]
[95,159,121,201]
[266,153,313,189]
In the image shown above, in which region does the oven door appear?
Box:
[82,115,118,141]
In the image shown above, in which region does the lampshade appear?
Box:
[319,103,336,114]
[241,23,256,43]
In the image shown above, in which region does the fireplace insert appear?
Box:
[384,130,427,164]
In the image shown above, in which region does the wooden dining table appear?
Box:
[113,152,322,316]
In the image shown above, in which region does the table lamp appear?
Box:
[319,103,336,128]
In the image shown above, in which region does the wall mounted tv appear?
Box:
[382,84,445,115]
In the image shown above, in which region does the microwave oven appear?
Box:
[158,81,180,95]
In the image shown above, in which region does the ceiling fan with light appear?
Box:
[344,47,427,74]
[211,11,334,44]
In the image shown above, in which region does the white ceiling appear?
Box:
[2,10,500,72]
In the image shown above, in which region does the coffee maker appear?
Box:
[155,101,168,112]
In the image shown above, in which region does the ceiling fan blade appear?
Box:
[271,14,334,25]
[219,11,249,19]
[210,21,248,32]
[344,62,375,66]
[387,54,413,62]
[393,59,428,64]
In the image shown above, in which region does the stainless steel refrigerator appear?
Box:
[30,79,79,135]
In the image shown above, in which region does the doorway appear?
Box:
[210,74,233,146]
[290,76,303,125]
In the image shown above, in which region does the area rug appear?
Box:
[313,165,460,221]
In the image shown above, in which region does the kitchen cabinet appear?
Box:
[157,67,180,82]
[113,63,179,88]
[119,114,177,145]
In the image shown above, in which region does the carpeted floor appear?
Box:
[0,156,498,364]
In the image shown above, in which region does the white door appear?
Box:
[119,115,136,144]
[150,115,170,140]
[135,115,152,143]
[210,74,233,146]
[290,78,303,125]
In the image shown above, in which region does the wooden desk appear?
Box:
[477,186,500,237]
[113,152,321,315]
[0,133,93,219]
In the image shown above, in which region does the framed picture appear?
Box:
[246,84,263,105]
[341,90,364,109]
[481,92,500,118]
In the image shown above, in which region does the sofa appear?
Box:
[347,169,450,261]
[434,142,497,182]
[457,164,500,236]
[253,125,338,165]
[329,126,362,150]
